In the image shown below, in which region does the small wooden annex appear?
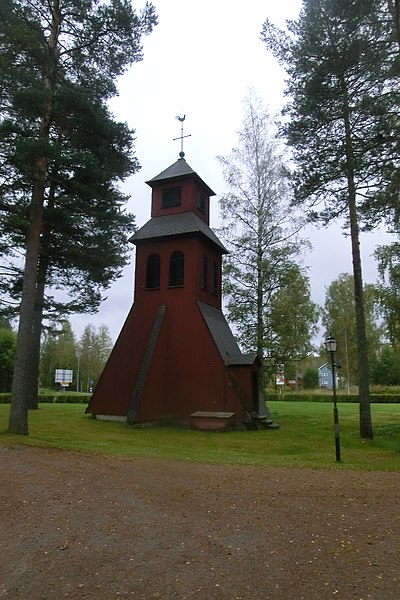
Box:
[86,155,271,430]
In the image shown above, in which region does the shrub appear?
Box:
[39,393,90,404]
[302,368,319,389]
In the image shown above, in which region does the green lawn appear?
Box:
[0,401,399,470]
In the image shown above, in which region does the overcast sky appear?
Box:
[70,0,391,342]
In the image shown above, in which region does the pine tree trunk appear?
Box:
[26,272,46,410]
[8,1,61,434]
[349,195,373,438]
[9,170,46,433]
[342,81,373,439]
[387,0,400,49]
[26,171,57,410]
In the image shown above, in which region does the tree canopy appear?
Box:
[261,0,399,226]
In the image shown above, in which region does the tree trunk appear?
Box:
[8,0,61,434]
[344,329,350,395]
[26,263,47,410]
[9,168,47,433]
[256,237,268,416]
[342,81,373,439]
[387,0,400,50]
[26,160,59,410]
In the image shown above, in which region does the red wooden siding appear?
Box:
[87,157,260,428]
[151,179,210,224]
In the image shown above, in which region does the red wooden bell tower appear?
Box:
[87,154,271,429]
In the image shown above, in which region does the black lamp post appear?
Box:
[324,334,341,462]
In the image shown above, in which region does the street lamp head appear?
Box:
[325,334,338,353]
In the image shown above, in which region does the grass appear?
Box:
[0,401,399,471]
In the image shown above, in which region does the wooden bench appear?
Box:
[189,411,236,431]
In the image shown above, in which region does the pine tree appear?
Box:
[261,0,400,437]
[1,0,157,434]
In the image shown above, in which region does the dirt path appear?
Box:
[1,446,399,599]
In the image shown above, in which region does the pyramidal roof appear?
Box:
[131,212,228,253]
[146,157,216,196]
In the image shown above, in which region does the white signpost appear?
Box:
[55,369,73,389]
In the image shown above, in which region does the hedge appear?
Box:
[39,393,90,404]
[1,392,399,405]
[0,393,10,404]
[0,393,90,404]
[267,393,400,403]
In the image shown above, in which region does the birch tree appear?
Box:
[218,94,315,390]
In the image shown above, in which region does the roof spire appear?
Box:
[173,115,191,159]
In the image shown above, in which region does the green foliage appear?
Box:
[77,323,113,393]
[0,392,89,404]
[2,391,398,405]
[261,0,400,224]
[0,328,16,392]
[370,395,400,402]
[270,264,319,360]
[370,345,400,385]
[40,320,77,388]
[370,384,400,395]
[39,320,113,392]
[375,243,400,346]
[302,367,319,389]
[0,80,140,317]
[217,93,316,366]
[323,273,382,385]
[38,393,90,404]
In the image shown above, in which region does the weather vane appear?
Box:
[173,115,191,158]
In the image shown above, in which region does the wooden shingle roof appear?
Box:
[197,301,256,366]
[146,158,216,196]
[131,212,228,253]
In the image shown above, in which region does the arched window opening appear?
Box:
[211,260,218,295]
[169,251,184,287]
[146,253,160,289]
[201,255,208,290]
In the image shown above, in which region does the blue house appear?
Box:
[318,363,339,389]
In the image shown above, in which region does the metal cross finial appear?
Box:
[173,115,191,158]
